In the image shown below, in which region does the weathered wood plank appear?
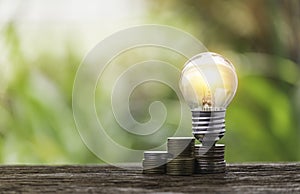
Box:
[0,163,299,193]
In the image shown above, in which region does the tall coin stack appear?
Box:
[194,144,226,173]
[142,151,170,174]
[166,137,195,175]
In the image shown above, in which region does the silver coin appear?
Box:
[144,151,172,159]
[196,160,225,164]
[196,164,225,167]
[142,158,167,163]
[167,158,195,162]
[198,163,226,168]
[196,160,226,165]
[142,158,167,168]
[168,142,195,157]
[195,149,225,153]
[167,164,194,175]
[196,158,224,161]
[197,164,226,169]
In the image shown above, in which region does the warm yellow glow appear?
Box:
[180,60,237,110]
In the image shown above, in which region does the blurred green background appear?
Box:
[0,0,299,163]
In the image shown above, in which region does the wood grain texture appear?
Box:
[0,163,299,193]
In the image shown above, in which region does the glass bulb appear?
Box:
[179,52,238,144]
[179,52,238,111]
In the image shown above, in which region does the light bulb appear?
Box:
[179,52,238,145]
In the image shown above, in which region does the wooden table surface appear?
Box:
[0,163,299,193]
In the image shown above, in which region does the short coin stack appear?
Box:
[142,137,226,175]
[142,151,170,174]
[166,137,195,175]
[194,144,226,174]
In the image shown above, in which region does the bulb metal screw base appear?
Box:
[191,110,226,145]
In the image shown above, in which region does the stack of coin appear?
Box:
[167,137,195,158]
[194,144,226,174]
[166,157,195,175]
[142,151,171,174]
[167,137,195,175]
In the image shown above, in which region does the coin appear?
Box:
[143,137,227,175]
[194,144,226,174]
[142,151,169,174]
[144,151,172,160]
[167,137,195,158]
[166,157,195,176]
[196,160,226,165]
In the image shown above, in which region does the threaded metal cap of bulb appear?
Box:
[191,110,226,145]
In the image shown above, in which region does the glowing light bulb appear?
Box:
[179,52,238,144]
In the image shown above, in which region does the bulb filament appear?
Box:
[202,92,213,111]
